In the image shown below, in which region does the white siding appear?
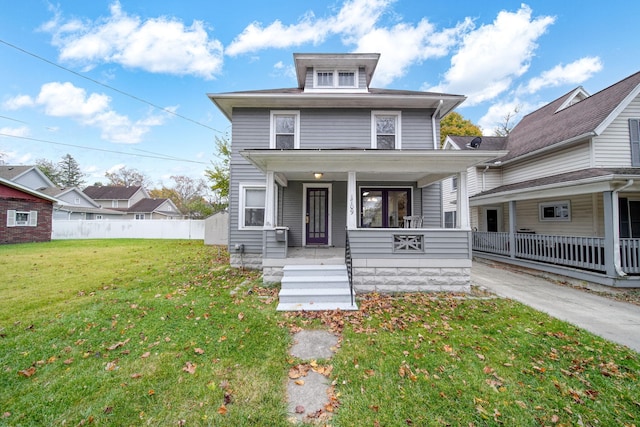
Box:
[593,96,640,167]
[502,143,591,185]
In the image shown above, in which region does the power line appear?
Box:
[0,133,208,165]
[0,38,223,134]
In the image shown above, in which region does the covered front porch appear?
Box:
[470,174,640,287]
[242,148,506,295]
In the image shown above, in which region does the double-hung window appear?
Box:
[360,187,411,228]
[372,111,401,149]
[239,184,266,229]
[6,210,37,227]
[314,69,357,89]
[270,111,300,149]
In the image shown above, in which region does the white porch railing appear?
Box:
[620,239,640,274]
[473,232,609,273]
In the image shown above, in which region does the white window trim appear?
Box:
[539,200,571,222]
[239,183,266,230]
[312,67,358,89]
[269,111,300,149]
[371,111,402,149]
[134,213,145,220]
[7,210,37,227]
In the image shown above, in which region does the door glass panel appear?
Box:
[387,191,407,228]
[361,191,382,227]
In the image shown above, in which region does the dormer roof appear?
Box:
[293,52,380,89]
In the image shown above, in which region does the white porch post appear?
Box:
[347,171,358,230]
[264,171,275,228]
[456,171,470,229]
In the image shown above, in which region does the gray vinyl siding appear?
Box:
[281,181,303,247]
[304,67,367,89]
[349,229,471,259]
[422,183,442,227]
[229,109,268,253]
[332,182,347,246]
[300,110,370,148]
[401,110,434,149]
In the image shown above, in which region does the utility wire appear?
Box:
[0,133,208,165]
[0,38,223,134]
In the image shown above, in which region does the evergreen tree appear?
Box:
[58,154,85,187]
[36,158,62,186]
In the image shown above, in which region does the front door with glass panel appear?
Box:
[306,187,329,245]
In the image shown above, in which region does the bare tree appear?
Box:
[494,105,521,137]
[105,166,153,188]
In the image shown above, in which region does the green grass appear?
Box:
[1,240,639,426]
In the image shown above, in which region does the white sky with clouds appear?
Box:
[0,0,637,186]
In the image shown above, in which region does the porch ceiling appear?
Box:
[241,149,507,185]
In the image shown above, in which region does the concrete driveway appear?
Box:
[471,260,640,353]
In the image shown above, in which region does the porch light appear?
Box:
[314,172,323,179]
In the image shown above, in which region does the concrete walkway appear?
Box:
[472,259,640,353]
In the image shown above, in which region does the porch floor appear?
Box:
[263,247,345,267]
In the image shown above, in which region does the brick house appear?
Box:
[1,177,57,244]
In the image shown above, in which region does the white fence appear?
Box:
[52,219,206,240]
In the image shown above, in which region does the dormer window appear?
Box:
[314,68,358,89]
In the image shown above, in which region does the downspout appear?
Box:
[613,179,633,276]
[432,100,443,150]
[481,165,490,192]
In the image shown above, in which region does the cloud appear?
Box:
[226,0,472,86]
[477,99,543,136]
[3,95,34,110]
[42,1,223,79]
[0,126,30,138]
[521,57,603,94]
[8,82,170,144]
[429,4,555,105]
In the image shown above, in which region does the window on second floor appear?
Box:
[371,111,401,149]
[270,111,300,149]
[630,119,640,166]
[314,69,357,88]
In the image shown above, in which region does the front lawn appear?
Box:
[0,240,638,426]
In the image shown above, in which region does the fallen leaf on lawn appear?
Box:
[131,373,142,379]
[107,338,130,351]
[2,412,10,418]
[476,353,485,361]
[148,389,155,396]
[551,414,559,423]
[515,400,527,409]
[141,352,151,359]
[295,379,305,385]
[194,348,205,355]
[217,405,227,415]
[218,336,227,342]
[183,362,196,374]
[17,367,36,377]
[237,312,244,321]
[105,361,118,371]
[295,405,305,414]
[64,358,74,365]
[443,344,453,353]
[104,407,113,414]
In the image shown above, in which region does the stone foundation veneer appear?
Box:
[262,266,284,285]
[230,253,263,270]
[352,267,470,293]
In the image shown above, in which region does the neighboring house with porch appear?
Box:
[1,177,57,244]
[83,185,181,219]
[208,52,504,310]
[450,70,640,287]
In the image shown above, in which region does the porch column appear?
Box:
[347,171,358,230]
[509,201,516,259]
[603,191,619,277]
[264,171,276,228]
[456,171,470,229]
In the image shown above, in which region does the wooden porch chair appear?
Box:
[403,215,423,228]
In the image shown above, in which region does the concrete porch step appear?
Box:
[276,264,357,311]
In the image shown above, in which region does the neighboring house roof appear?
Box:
[40,187,101,207]
[83,185,146,200]
[54,205,126,215]
[0,176,59,203]
[128,198,180,216]
[502,70,640,163]
[470,168,640,204]
[445,136,508,152]
[0,165,56,189]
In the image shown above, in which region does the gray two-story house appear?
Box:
[209,53,504,310]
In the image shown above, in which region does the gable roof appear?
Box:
[40,187,101,207]
[503,70,640,163]
[0,177,59,203]
[83,185,145,200]
[128,198,179,215]
[0,165,55,188]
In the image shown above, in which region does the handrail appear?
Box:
[345,228,354,306]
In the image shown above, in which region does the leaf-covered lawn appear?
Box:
[1,240,638,426]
